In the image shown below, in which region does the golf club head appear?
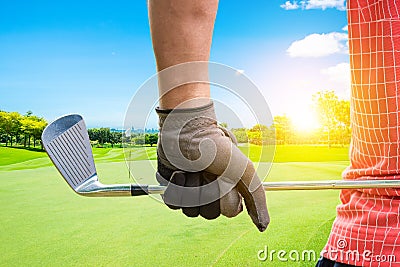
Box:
[42,114,99,195]
[42,114,140,197]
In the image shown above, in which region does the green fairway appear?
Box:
[0,146,47,166]
[0,145,347,266]
[240,144,349,163]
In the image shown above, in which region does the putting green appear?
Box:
[0,146,346,266]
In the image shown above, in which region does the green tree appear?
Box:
[313,90,350,146]
[21,116,34,147]
[133,136,145,146]
[2,112,22,146]
[231,128,248,143]
[272,115,293,145]
[313,91,338,147]
[88,128,99,143]
[247,124,274,145]
[109,132,122,148]
[31,118,47,149]
[88,128,123,148]
[98,128,111,145]
[335,99,351,146]
[0,111,6,143]
[0,110,47,149]
[145,133,158,146]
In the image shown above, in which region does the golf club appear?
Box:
[42,114,400,197]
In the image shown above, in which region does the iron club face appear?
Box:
[41,114,153,196]
[42,114,97,192]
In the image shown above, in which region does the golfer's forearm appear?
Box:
[148,0,218,109]
[157,84,211,109]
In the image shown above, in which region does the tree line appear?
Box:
[0,91,350,150]
[231,90,351,146]
[87,128,123,148]
[0,110,47,149]
[0,110,160,150]
[121,132,158,147]
[88,128,159,148]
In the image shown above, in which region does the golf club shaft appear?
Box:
[153,179,400,193]
[79,179,400,197]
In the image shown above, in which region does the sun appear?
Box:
[289,107,320,132]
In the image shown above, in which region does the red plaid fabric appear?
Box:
[322,1,400,266]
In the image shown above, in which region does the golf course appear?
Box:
[0,144,349,266]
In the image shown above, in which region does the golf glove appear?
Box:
[156,102,270,232]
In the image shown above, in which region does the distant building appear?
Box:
[110,128,124,133]
[122,127,159,137]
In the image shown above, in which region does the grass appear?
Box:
[0,146,47,166]
[0,145,348,266]
[239,144,349,163]
[0,146,157,172]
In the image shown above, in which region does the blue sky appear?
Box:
[0,0,348,129]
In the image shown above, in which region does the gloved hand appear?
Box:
[156,102,270,232]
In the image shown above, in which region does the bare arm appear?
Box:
[148,0,218,109]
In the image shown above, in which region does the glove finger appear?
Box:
[233,160,269,232]
[182,172,201,218]
[203,137,269,231]
[220,186,243,218]
[218,178,242,217]
[156,160,182,210]
[163,171,186,210]
[199,172,220,220]
[237,175,270,232]
[199,199,220,220]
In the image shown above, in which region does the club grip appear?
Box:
[131,185,149,196]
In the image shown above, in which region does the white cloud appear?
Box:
[287,32,348,58]
[321,62,350,83]
[305,0,346,10]
[342,25,348,31]
[321,62,351,97]
[280,1,300,10]
[280,0,346,11]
